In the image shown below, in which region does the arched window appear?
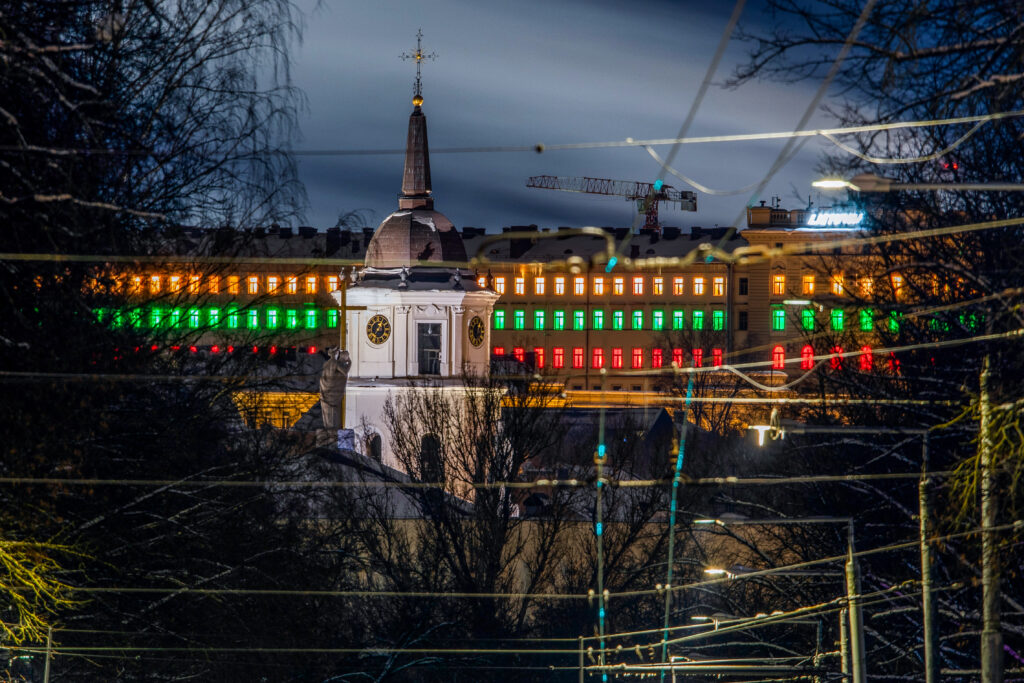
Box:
[772,345,785,370]
[366,433,382,462]
[800,345,814,370]
[859,346,873,371]
[830,345,844,370]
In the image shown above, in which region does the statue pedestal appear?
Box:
[337,428,355,451]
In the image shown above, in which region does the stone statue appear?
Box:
[319,347,351,430]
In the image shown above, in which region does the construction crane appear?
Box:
[526,175,697,231]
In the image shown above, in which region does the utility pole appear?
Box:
[845,523,866,683]
[839,607,850,680]
[980,354,1003,683]
[920,433,938,683]
[43,625,52,683]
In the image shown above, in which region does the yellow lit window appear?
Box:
[188,275,200,293]
[594,277,605,295]
[495,276,506,294]
[514,277,525,295]
[653,276,664,295]
[672,277,684,295]
[632,276,644,295]
[327,275,338,292]
[267,276,279,292]
[286,276,298,294]
[772,274,786,295]
[477,276,487,288]
[534,277,545,295]
[693,277,705,295]
[149,275,161,294]
[228,276,240,294]
[208,276,219,294]
[574,276,585,296]
[831,274,844,295]
[613,277,624,295]
[891,274,904,297]
[247,276,259,294]
[802,275,815,295]
[860,277,874,296]
[712,276,724,296]
[554,276,565,295]
[131,276,142,293]
[306,276,318,294]
[169,275,181,291]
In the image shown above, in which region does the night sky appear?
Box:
[291,0,840,233]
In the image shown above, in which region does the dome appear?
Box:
[364,209,468,268]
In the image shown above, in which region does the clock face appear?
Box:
[366,314,391,345]
[468,316,485,347]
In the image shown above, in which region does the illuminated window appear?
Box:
[208,308,220,327]
[305,309,318,329]
[830,346,843,370]
[692,310,704,330]
[553,347,565,369]
[652,310,664,331]
[672,277,684,295]
[130,275,143,293]
[227,307,239,329]
[554,276,565,295]
[573,310,585,330]
[283,276,296,294]
[692,348,703,368]
[534,347,545,369]
[611,310,623,330]
[477,276,487,288]
[267,309,279,329]
[801,309,815,331]
[572,347,584,368]
[772,274,785,295]
[613,277,624,295]
[631,310,643,330]
[802,275,815,295]
[247,309,258,329]
[693,277,705,295]
[306,276,318,294]
[891,274,904,297]
[170,308,182,327]
[593,310,605,330]
[859,346,873,371]
[267,276,279,292]
[672,310,685,330]
[574,277,585,296]
[712,277,724,296]
[632,276,644,295]
[772,345,785,369]
[513,347,525,362]
[712,348,723,367]
[514,310,525,330]
[672,348,684,366]
[830,309,844,331]
[888,311,900,332]
[553,310,565,330]
[493,346,505,356]
[772,308,785,331]
[593,277,605,295]
[801,345,814,370]
[712,310,725,331]
[169,275,182,291]
[611,348,623,369]
[653,277,664,295]
[493,310,505,330]
[631,348,643,369]
[188,275,201,294]
[652,348,663,368]
[592,348,605,369]
[859,309,873,331]
[534,277,546,295]
[495,276,506,294]
[327,310,338,328]
[150,308,163,327]
[207,276,219,294]
[534,310,545,330]
[831,274,844,295]
[860,277,874,296]
[247,276,259,294]
[327,276,338,292]
[514,277,525,295]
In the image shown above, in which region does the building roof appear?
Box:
[364,209,468,268]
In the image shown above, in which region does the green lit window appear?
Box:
[247,310,258,329]
[593,310,605,330]
[327,309,338,329]
[188,308,201,328]
[170,308,182,328]
[771,308,785,331]
[208,308,220,327]
[573,310,585,330]
[859,309,873,331]
[111,310,123,328]
[632,310,643,330]
[267,309,279,329]
[227,307,239,329]
[801,309,815,331]
[712,310,725,331]
[93,308,106,324]
[514,310,525,330]
[534,310,545,330]
[652,310,664,331]
[888,311,900,332]
[305,309,318,329]
[830,309,844,331]
[612,310,624,330]
[553,310,565,330]
[130,308,142,328]
[494,310,505,330]
[150,308,163,328]
[672,310,685,330]
[286,309,298,329]
[692,310,704,330]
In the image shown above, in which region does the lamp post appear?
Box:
[813,173,1024,193]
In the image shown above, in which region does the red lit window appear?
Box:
[632,348,643,369]
[830,345,843,369]
[611,348,623,369]
[534,347,545,369]
[513,347,525,362]
[772,345,785,369]
[859,346,873,371]
[888,353,901,374]
[800,345,814,370]
[652,348,663,368]
[573,347,584,368]
[308,346,317,354]
[672,348,684,367]
[553,347,565,369]
[592,348,605,369]
[692,348,703,368]
[712,348,722,367]
[211,345,220,354]
[493,346,506,356]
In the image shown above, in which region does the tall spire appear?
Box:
[398,30,437,210]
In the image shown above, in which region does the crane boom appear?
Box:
[526,175,696,231]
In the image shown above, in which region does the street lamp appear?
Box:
[813,172,1024,193]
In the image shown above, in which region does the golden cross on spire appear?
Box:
[400,29,437,105]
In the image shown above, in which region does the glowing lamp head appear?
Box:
[811,178,853,190]
[412,94,423,107]
[653,179,664,191]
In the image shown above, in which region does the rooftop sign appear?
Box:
[805,211,864,227]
